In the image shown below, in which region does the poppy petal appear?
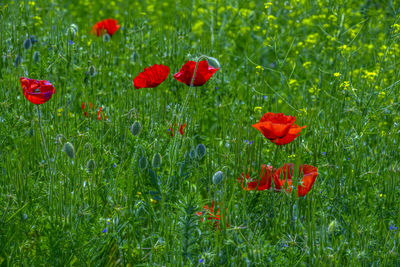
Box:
[173,60,218,86]
[20,77,55,105]
[133,64,170,89]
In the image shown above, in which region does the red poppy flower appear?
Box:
[273,164,318,197]
[20,77,55,105]
[173,60,218,86]
[169,123,186,137]
[90,19,120,37]
[96,107,107,120]
[237,164,274,191]
[252,112,306,145]
[82,102,91,117]
[82,102,108,120]
[196,201,228,230]
[133,64,170,89]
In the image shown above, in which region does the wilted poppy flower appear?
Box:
[173,60,218,86]
[133,64,170,89]
[196,201,228,230]
[252,112,306,145]
[20,77,55,105]
[91,19,120,37]
[273,164,318,197]
[237,164,274,191]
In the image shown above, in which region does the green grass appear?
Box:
[1,0,400,265]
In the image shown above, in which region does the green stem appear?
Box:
[37,105,53,205]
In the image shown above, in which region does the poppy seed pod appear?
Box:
[196,144,206,159]
[207,56,221,69]
[212,171,224,185]
[23,39,32,50]
[152,153,162,169]
[130,121,141,136]
[87,159,95,173]
[138,156,148,170]
[64,142,75,159]
[14,55,21,67]
[33,51,40,62]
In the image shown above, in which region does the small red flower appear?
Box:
[20,77,55,105]
[169,123,186,137]
[82,102,107,120]
[252,112,306,145]
[90,19,120,37]
[133,64,170,89]
[173,60,218,86]
[196,201,228,230]
[273,164,318,197]
[237,164,274,191]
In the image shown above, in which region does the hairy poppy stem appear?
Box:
[37,105,53,205]
[171,55,207,167]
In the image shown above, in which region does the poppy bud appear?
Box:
[131,52,139,62]
[152,153,162,169]
[29,35,38,45]
[130,121,141,136]
[212,171,224,185]
[206,56,221,69]
[189,148,196,159]
[33,51,40,63]
[23,39,32,50]
[196,144,206,160]
[67,24,78,40]
[14,55,21,67]
[138,156,148,170]
[87,159,95,173]
[64,142,75,159]
[103,33,111,42]
[328,220,338,234]
[88,65,96,77]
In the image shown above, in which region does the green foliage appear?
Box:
[1,0,400,265]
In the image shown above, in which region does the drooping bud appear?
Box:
[87,159,95,173]
[63,142,75,159]
[152,153,162,169]
[33,51,40,62]
[206,56,221,69]
[212,171,224,185]
[23,39,32,50]
[130,121,141,136]
[196,144,206,160]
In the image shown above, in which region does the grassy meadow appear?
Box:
[1,0,400,265]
